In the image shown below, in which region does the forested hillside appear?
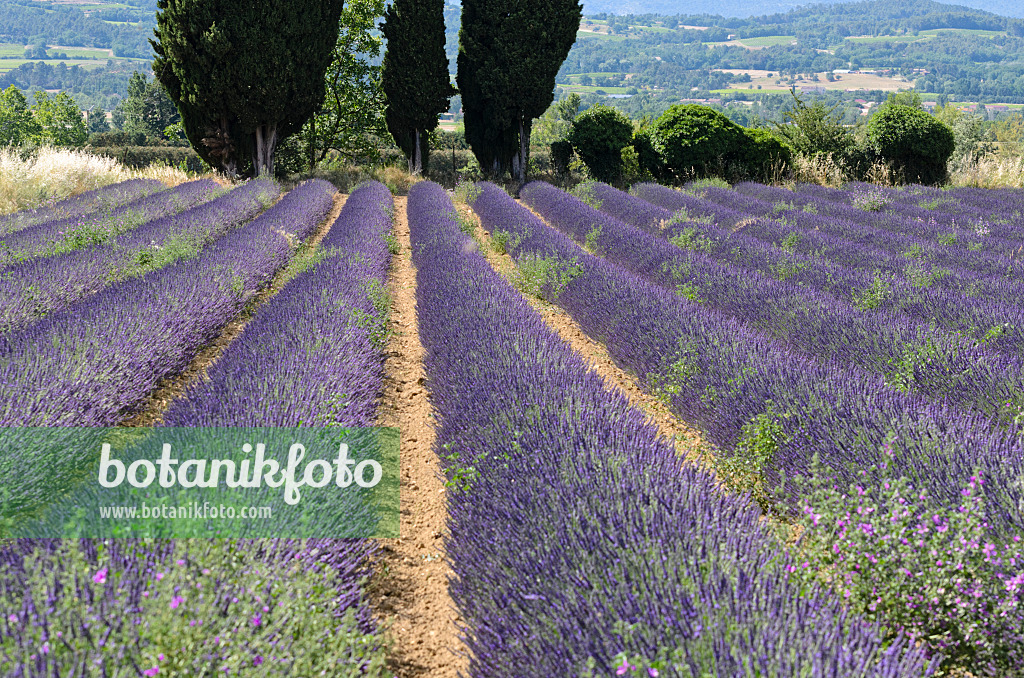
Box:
[580,0,1024,18]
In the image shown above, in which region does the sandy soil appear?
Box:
[119,191,346,427]
[371,197,467,678]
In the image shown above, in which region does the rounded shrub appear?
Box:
[567,104,634,183]
[867,104,955,185]
[737,127,792,182]
[651,104,747,181]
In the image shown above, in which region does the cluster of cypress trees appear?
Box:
[151,0,582,182]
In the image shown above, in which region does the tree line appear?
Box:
[148,0,581,183]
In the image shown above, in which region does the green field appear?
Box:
[562,84,634,95]
[704,35,798,48]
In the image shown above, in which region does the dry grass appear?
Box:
[787,153,848,188]
[0,146,196,215]
[949,155,1024,189]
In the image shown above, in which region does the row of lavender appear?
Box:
[470,182,1024,535]
[0,178,166,237]
[475,182,1024,670]
[0,178,279,333]
[592,182,1024,365]
[522,182,1024,425]
[636,182,1024,294]
[0,179,333,516]
[412,180,936,676]
[1,182,395,675]
[0,179,220,268]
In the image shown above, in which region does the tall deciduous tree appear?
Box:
[151,0,345,177]
[380,0,454,175]
[458,0,581,183]
[0,86,39,146]
[291,0,389,173]
[31,91,87,147]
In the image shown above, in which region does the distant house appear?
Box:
[834,69,852,74]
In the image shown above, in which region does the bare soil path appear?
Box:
[372,196,466,678]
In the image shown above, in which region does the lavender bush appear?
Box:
[469,181,1024,539]
[1,181,394,675]
[0,178,279,333]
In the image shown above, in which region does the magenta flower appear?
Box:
[158,654,165,662]
[92,568,108,584]
[170,595,184,610]
[144,668,159,677]
[252,613,262,627]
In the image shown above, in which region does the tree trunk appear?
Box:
[412,129,423,175]
[254,123,278,177]
[517,116,532,187]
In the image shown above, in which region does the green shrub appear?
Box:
[567,104,634,183]
[651,104,747,182]
[631,127,664,182]
[737,127,792,182]
[550,140,573,174]
[867,104,955,185]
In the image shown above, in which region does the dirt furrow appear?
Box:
[119,191,347,428]
[372,196,466,678]
[458,199,704,463]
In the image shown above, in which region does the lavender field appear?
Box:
[2,175,1024,676]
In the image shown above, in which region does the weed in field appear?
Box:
[785,448,1024,674]
[904,259,948,289]
[453,180,482,205]
[583,224,603,254]
[851,271,894,311]
[510,253,582,302]
[668,227,713,254]
[570,181,603,210]
[490,229,522,256]
[715,404,790,512]
[938,232,957,246]
[851,187,891,212]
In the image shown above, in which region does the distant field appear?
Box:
[839,27,1006,47]
[561,84,634,95]
[717,69,912,92]
[705,35,798,50]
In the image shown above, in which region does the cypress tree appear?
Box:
[458,0,581,183]
[151,0,345,177]
[380,0,454,175]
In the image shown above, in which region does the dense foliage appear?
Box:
[867,103,956,184]
[151,0,345,177]
[458,0,581,182]
[381,0,454,174]
[566,103,633,182]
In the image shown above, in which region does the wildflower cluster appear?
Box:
[787,448,1024,673]
[851,187,891,211]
